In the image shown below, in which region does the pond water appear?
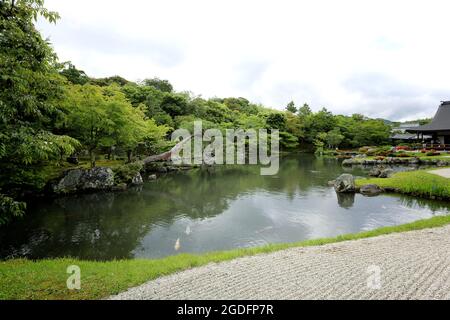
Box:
[1,154,449,260]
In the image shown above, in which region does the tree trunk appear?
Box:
[143,134,198,164]
[127,150,133,163]
[90,149,96,168]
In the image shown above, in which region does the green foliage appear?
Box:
[286,101,297,114]
[64,84,169,165]
[325,128,344,148]
[0,193,26,225]
[347,119,390,147]
[59,62,88,85]
[266,112,287,131]
[0,0,80,218]
[113,161,144,184]
[63,84,110,164]
[313,132,328,154]
[298,103,312,118]
[279,131,299,150]
[142,78,173,93]
[89,75,130,87]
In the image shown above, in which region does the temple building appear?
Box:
[406,101,450,146]
[391,122,431,143]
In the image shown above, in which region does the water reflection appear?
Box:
[0,154,449,260]
[337,193,355,209]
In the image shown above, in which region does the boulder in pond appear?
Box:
[79,167,114,191]
[131,172,144,185]
[342,159,354,166]
[379,168,394,178]
[334,174,356,193]
[368,167,382,177]
[360,184,383,196]
[51,169,84,193]
[51,167,114,194]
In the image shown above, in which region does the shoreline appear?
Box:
[2,214,450,300]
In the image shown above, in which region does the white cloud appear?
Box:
[39,0,450,120]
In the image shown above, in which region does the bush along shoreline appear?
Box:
[342,157,450,167]
[47,160,200,196]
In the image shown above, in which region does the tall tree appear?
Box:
[0,0,79,223]
[64,85,111,167]
[298,103,312,118]
[286,101,298,114]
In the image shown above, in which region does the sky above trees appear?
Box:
[38,0,450,121]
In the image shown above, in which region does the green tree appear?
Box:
[285,112,304,140]
[266,113,287,131]
[279,131,299,150]
[102,86,168,162]
[298,103,312,118]
[89,75,130,87]
[0,0,79,223]
[64,85,112,167]
[326,128,344,149]
[313,132,328,155]
[59,62,89,85]
[286,101,297,114]
[143,78,173,93]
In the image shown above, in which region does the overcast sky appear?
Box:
[38,0,450,121]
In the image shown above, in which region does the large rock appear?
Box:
[342,159,354,166]
[368,167,382,177]
[131,172,144,185]
[52,167,114,194]
[51,169,83,193]
[334,174,356,193]
[360,184,383,196]
[437,160,449,167]
[379,168,394,178]
[79,167,114,190]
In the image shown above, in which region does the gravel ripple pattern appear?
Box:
[110,226,450,300]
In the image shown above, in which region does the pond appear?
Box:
[1,153,449,260]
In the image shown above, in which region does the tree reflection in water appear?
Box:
[0,154,449,260]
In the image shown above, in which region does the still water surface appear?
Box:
[1,154,449,260]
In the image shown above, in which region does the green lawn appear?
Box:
[2,214,450,300]
[356,169,450,199]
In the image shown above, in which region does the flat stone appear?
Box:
[360,184,383,196]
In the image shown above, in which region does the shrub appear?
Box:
[0,193,26,226]
[396,153,411,158]
[374,146,393,156]
[359,146,370,153]
[113,161,144,184]
[426,152,441,157]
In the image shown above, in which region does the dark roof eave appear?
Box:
[406,128,450,133]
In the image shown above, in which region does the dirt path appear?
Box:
[429,168,450,178]
[110,226,450,300]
